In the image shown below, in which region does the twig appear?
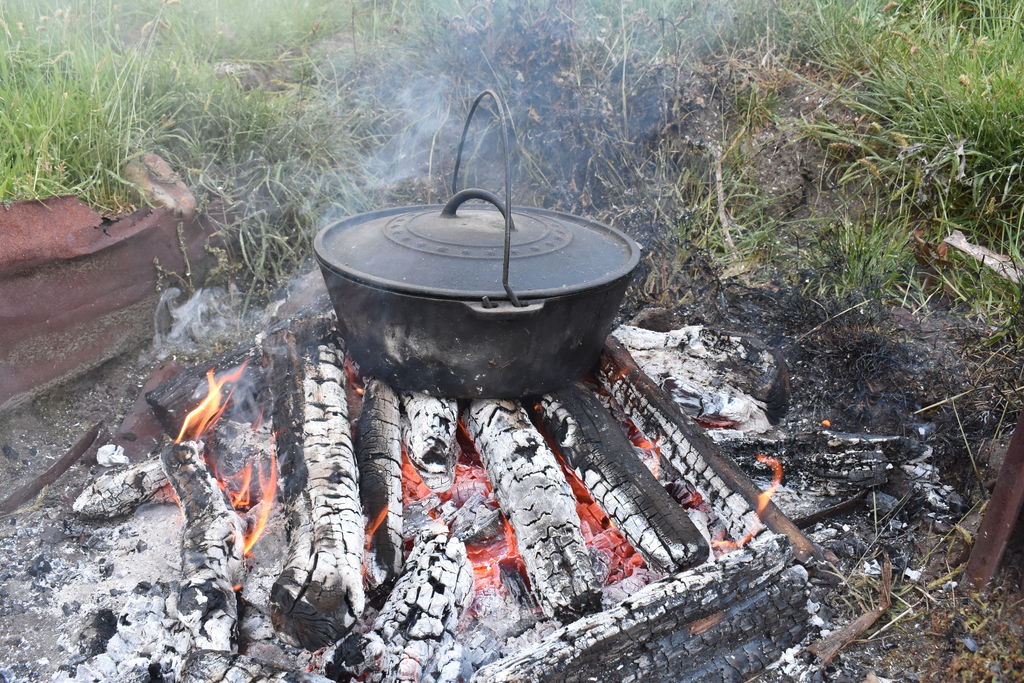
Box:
[0,422,104,515]
[806,556,892,665]
[867,603,916,641]
[793,490,868,529]
[713,150,738,256]
[912,388,979,415]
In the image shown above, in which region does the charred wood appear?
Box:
[401,392,458,492]
[467,400,600,620]
[356,378,404,596]
[161,440,245,652]
[270,342,365,650]
[263,328,306,505]
[324,525,473,683]
[598,338,824,564]
[180,650,330,682]
[72,456,171,519]
[147,312,337,438]
[536,386,708,572]
[112,360,181,462]
[146,344,265,436]
[472,535,809,683]
[717,430,929,497]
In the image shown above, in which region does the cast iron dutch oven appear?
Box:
[314,91,640,398]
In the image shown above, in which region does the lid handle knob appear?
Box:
[440,188,521,307]
[449,89,522,307]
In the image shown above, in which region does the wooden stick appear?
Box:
[72,456,170,519]
[0,422,103,515]
[599,338,827,564]
[806,557,892,665]
[324,525,473,683]
[475,535,808,682]
[270,342,365,650]
[355,378,404,594]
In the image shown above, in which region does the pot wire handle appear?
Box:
[450,89,522,307]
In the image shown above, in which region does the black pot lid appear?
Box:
[314,200,640,300]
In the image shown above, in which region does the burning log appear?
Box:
[180,650,331,682]
[161,440,245,653]
[147,311,337,437]
[355,378,404,593]
[598,337,824,564]
[72,454,171,519]
[270,342,365,650]
[147,343,265,436]
[536,385,708,572]
[324,524,474,683]
[472,535,809,682]
[467,399,600,620]
[401,392,458,492]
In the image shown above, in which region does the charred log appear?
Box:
[263,327,307,505]
[146,344,265,436]
[270,342,365,650]
[355,378,404,595]
[467,400,600,620]
[73,446,171,520]
[717,430,928,497]
[401,392,458,492]
[598,338,824,564]
[147,312,337,438]
[180,650,330,682]
[536,385,708,572]
[161,440,245,652]
[472,535,809,683]
[324,525,473,683]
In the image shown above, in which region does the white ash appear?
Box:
[53,586,188,683]
[901,460,964,514]
[95,444,129,467]
[459,598,553,682]
[600,567,665,609]
[450,492,503,545]
[613,325,773,434]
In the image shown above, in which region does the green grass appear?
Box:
[2,0,1020,322]
[731,0,1024,323]
[0,0,379,294]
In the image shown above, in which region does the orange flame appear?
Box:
[174,363,248,443]
[712,453,783,552]
[170,361,276,556]
[242,445,277,554]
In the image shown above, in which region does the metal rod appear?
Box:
[964,409,1024,589]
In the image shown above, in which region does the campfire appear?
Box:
[66,308,822,682]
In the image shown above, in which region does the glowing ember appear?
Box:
[712,454,782,552]
[557,458,644,583]
[365,505,390,545]
[400,432,527,596]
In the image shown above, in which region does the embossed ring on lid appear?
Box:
[383,207,573,259]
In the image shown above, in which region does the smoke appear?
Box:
[310,0,739,224]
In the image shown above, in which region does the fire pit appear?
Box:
[61,305,823,682]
